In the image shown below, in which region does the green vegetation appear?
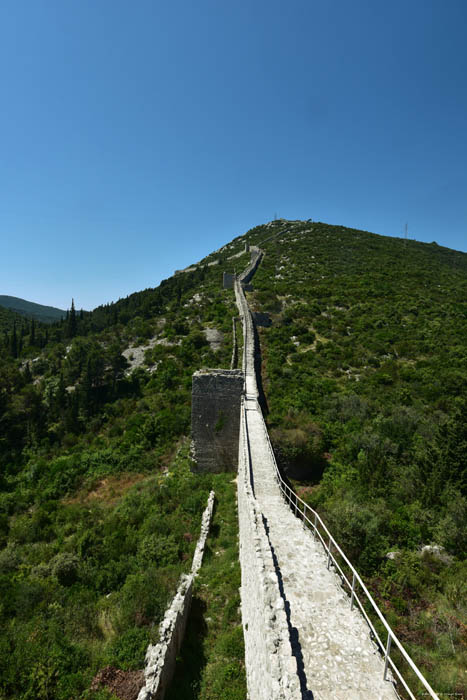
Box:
[166,475,246,700]
[0,241,248,699]
[0,295,66,324]
[2,217,465,697]
[247,219,467,696]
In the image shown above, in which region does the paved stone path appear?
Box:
[244,399,397,699]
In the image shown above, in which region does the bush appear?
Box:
[52,553,79,586]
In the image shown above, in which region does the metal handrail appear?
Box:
[253,399,439,700]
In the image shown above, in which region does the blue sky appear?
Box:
[1,0,466,310]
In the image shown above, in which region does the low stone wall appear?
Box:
[237,402,301,700]
[137,491,215,700]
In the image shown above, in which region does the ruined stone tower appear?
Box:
[191,369,243,473]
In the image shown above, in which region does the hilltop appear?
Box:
[0,219,465,699]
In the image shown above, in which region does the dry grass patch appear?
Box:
[63,472,150,506]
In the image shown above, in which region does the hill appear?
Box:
[246,219,467,695]
[0,220,465,699]
[0,294,66,323]
[0,304,22,333]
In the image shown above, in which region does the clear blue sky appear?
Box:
[1,0,466,310]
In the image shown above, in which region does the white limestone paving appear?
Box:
[236,256,397,699]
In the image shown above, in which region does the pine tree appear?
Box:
[18,326,24,355]
[10,323,17,358]
[30,319,36,347]
[23,362,32,383]
[68,299,77,338]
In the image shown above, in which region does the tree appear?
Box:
[67,299,77,339]
[30,319,36,347]
[10,323,17,358]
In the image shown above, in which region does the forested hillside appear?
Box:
[1,218,466,699]
[247,220,467,696]
[0,295,66,324]
[0,241,250,700]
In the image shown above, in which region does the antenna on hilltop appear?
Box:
[404,222,408,247]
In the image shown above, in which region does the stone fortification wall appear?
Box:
[234,278,257,397]
[138,491,215,700]
[191,369,244,472]
[237,404,300,699]
[238,247,263,286]
[234,259,301,699]
[230,317,238,369]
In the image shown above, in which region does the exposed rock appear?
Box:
[385,551,401,560]
[420,544,453,563]
[203,327,223,351]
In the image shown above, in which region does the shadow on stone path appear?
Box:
[263,513,314,700]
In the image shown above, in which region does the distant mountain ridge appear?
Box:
[0,295,66,323]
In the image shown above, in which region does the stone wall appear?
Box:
[239,247,263,286]
[237,400,301,699]
[230,317,238,369]
[191,369,244,472]
[137,491,215,700]
[234,257,301,699]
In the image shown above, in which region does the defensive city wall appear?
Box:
[190,247,301,698]
[234,269,302,699]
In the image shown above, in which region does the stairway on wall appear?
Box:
[236,253,397,700]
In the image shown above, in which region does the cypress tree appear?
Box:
[10,323,17,358]
[23,362,32,383]
[18,326,24,355]
[68,299,77,338]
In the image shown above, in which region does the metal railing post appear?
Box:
[350,572,356,610]
[313,512,317,540]
[327,537,332,569]
[384,632,392,680]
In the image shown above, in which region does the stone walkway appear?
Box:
[244,399,397,699]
